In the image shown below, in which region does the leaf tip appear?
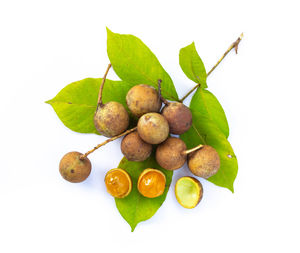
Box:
[45,99,52,104]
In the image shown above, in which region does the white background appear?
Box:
[1,0,299,252]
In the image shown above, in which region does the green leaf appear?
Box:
[179,42,207,88]
[115,155,173,232]
[180,111,238,192]
[190,88,229,138]
[107,28,178,101]
[46,78,135,134]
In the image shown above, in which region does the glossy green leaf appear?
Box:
[107,28,178,101]
[181,111,238,192]
[46,78,135,134]
[115,155,173,232]
[190,88,229,138]
[179,42,207,88]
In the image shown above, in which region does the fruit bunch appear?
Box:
[59,65,220,209]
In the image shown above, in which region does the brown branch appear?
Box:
[80,127,137,160]
[179,33,244,102]
[97,63,112,109]
[157,79,169,105]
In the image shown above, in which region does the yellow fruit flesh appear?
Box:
[105,169,132,198]
[138,169,166,198]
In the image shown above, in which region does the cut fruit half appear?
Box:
[175,177,203,209]
[137,168,166,198]
[105,168,132,198]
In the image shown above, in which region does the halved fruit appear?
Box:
[137,168,166,198]
[105,168,132,198]
[175,177,203,209]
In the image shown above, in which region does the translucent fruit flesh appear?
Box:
[105,169,132,198]
[137,169,166,198]
[175,177,203,209]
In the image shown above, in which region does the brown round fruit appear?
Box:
[156,137,187,170]
[175,176,203,209]
[137,168,166,198]
[121,131,152,162]
[105,168,132,198]
[59,152,91,183]
[188,145,220,178]
[161,102,192,135]
[137,112,169,144]
[94,101,129,137]
[126,84,162,117]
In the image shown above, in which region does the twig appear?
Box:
[179,33,244,102]
[97,63,112,109]
[80,127,137,160]
[181,144,204,156]
[157,79,169,105]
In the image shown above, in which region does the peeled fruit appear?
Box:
[59,152,91,183]
[126,84,162,117]
[94,101,129,137]
[137,168,166,198]
[161,102,192,135]
[105,168,132,198]
[156,137,187,170]
[188,145,220,178]
[121,131,152,162]
[175,177,203,209]
[137,112,169,144]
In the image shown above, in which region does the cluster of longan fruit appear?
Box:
[59,79,220,208]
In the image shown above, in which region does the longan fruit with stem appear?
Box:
[94,64,129,137]
[188,145,220,178]
[59,151,91,183]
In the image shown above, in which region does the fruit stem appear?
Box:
[80,127,137,160]
[157,79,169,105]
[181,144,204,155]
[97,63,112,109]
[179,33,244,102]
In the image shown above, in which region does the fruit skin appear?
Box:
[105,168,132,198]
[161,102,192,135]
[175,176,203,209]
[137,168,166,198]
[59,152,91,183]
[188,145,220,178]
[94,101,129,137]
[126,84,162,117]
[156,137,187,170]
[137,112,169,144]
[121,131,152,162]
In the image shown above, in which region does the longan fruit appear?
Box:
[161,102,192,135]
[121,131,152,162]
[188,145,220,178]
[137,112,169,144]
[156,137,187,170]
[94,101,129,137]
[59,152,91,183]
[126,84,162,117]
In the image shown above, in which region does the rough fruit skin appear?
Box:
[156,137,187,170]
[59,152,91,183]
[188,145,220,178]
[105,168,132,198]
[137,112,169,144]
[161,102,192,135]
[94,101,129,137]
[137,169,166,198]
[121,131,152,162]
[126,84,162,117]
